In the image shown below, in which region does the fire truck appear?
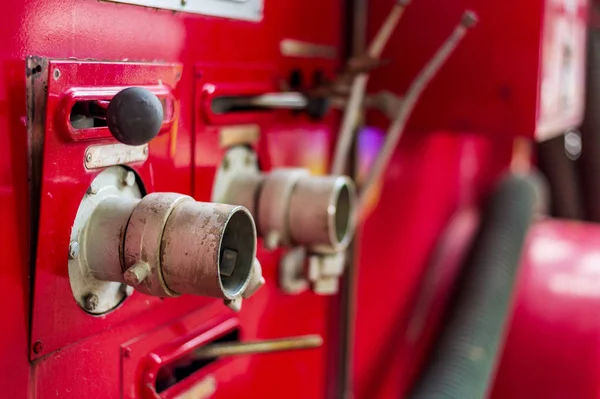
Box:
[0,0,595,397]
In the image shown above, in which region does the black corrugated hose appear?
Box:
[408,172,541,399]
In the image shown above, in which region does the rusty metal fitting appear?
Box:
[258,169,310,248]
[85,196,140,283]
[288,175,357,252]
[160,201,256,299]
[72,167,262,314]
[257,170,357,252]
[214,147,357,253]
[125,194,257,300]
[123,193,190,297]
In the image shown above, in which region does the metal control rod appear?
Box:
[193,335,323,360]
[243,92,309,109]
[332,0,411,175]
[359,11,478,210]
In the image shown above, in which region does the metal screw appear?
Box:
[84,293,99,312]
[122,347,132,358]
[85,152,93,163]
[123,171,136,187]
[143,146,149,155]
[69,241,80,260]
[33,341,44,355]
[53,68,61,81]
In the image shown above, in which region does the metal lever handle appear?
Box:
[193,334,323,360]
[213,92,330,120]
[243,92,309,109]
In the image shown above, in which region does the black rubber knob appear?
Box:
[107,87,164,146]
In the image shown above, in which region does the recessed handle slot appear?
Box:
[59,85,176,142]
[155,329,240,394]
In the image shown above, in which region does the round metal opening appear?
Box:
[218,208,257,298]
[333,182,354,245]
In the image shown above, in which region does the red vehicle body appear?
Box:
[0,0,595,398]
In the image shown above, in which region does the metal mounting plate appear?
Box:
[69,166,142,314]
[104,0,263,22]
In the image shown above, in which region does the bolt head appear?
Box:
[84,293,99,312]
[122,347,132,358]
[85,152,93,162]
[69,241,80,260]
[33,341,44,355]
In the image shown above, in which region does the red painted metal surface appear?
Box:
[0,0,341,398]
[492,220,600,399]
[353,0,589,397]
[367,0,587,140]
[31,60,184,359]
[354,130,512,399]
[0,0,595,399]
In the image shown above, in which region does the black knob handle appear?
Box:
[107,87,164,146]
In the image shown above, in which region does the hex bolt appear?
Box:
[122,347,132,358]
[123,262,151,287]
[84,293,99,312]
[69,241,80,260]
[122,171,136,187]
[33,341,44,355]
[220,249,238,277]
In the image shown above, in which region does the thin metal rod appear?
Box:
[332,2,409,175]
[359,11,478,210]
[193,335,323,360]
[245,92,308,109]
[367,1,410,59]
